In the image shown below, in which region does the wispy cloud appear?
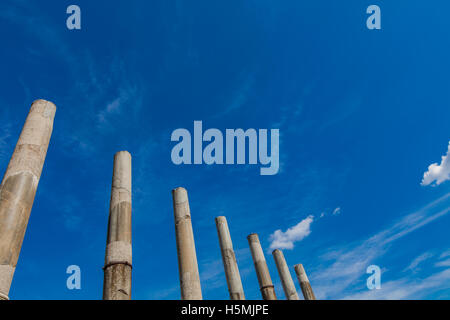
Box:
[200,258,227,291]
[343,268,450,300]
[434,250,450,267]
[97,91,127,126]
[269,215,314,250]
[319,94,362,131]
[147,285,179,300]
[421,141,450,186]
[439,250,450,259]
[332,207,342,216]
[62,214,83,232]
[0,1,75,68]
[196,248,251,297]
[435,259,450,268]
[0,124,12,161]
[403,252,434,272]
[311,193,450,299]
[214,72,254,118]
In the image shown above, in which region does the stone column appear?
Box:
[172,187,202,300]
[272,249,299,300]
[0,99,56,301]
[294,264,316,300]
[247,233,277,300]
[103,151,132,300]
[215,216,245,300]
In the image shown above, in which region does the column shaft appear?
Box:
[215,216,245,300]
[294,264,316,300]
[272,249,299,300]
[247,233,277,300]
[103,151,132,300]
[0,99,56,300]
[172,187,202,300]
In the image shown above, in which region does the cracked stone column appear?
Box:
[247,233,277,300]
[215,216,245,300]
[0,99,56,301]
[272,249,299,300]
[103,151,132,300]
[172,187,202,300]
[294,264,316,300]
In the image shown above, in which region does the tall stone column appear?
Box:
[294,264,316,300]
[103,151,132,300]
[172,187,202,300]
[215,216,245,300]
[0,99,56,301]
[247,233,277,300]
[272,249,299,300]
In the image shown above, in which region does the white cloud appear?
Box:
[269,215,314,250]
[421,141,450,186]
[318,207,342,218]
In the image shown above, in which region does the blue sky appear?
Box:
[0,0,449,300]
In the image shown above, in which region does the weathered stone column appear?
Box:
[103,151,132,300]
[294,264,316,300]
[0,99,56,301]
[247,233,277,300]
[172,187,202,300]
[272,249,299,300]
[215,216,245,300]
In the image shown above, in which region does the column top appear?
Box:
[32,99,57,109]
[115,150,132,158]
[247,233,260,242]
[30,99,57,119]
[215,216,227,223]
[294,264,310,282]
[172,187,188,204]
[294,264,304,271]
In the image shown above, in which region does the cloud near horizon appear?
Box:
[421,141,450,186]
[269,215,314,250]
